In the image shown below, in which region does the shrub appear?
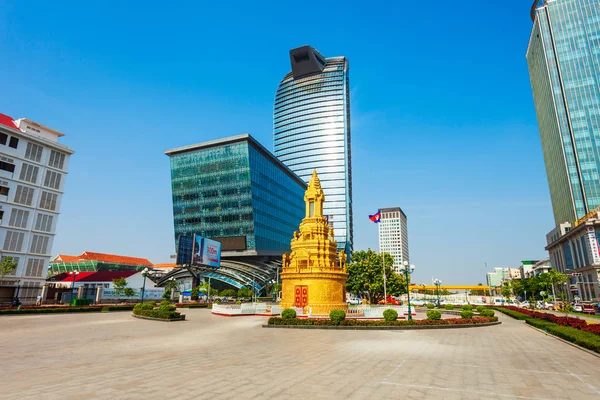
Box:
[267,316,497,327]
[460,310,474,319]
[462,304,473,311]
[445,304,454,310]
[158,303,176,312]
[329,309,346,324]
[281,308,296,319]
[480,309,495,318]
[383,309,398,321]
[133,308,181,320]
[427,303,435,309]
[160,300,171,307]
[526,318,600,354]
[163,288,171,300]
[476,306,485,313]
[427,310,442,320]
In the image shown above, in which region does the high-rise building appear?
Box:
[274,45,353,256]
[378,207,409,273]
[0,113,74,303]
[164,134,307,294]
[527,0,600,224]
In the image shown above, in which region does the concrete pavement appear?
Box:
[1,310,599,399]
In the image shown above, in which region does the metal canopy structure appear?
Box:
[155,257,281,292]
[409,285,492,292]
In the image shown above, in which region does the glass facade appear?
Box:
[527,0,600,224]
[167,135,305,254]
[274,46,353,255]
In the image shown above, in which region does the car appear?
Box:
[543,302,555,310]
[346,298,362,305]
[582,304,596,314]
[519,301,531,309]
[573,303,583,313]
[408,299,426,307]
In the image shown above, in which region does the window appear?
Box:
[0,211,3,220]
[30,234,49,255]
[8,209,29,228]
[9,137,18,149]
[309,202,315,217]
[0,186,8,196]
[25,142,43,162]
[19,163,39,184]
[25,258,45,277]
[3,230,24,252]
[43,170,62,190]
[39,191,57,211]
[34,213,53,232]
[0,133,7,145]
[0,161,15,173]
[13,185,34,206]
[48,150,66,170]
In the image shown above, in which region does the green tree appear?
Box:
[0,254,17,280]
[346,249,406,304]
[469,283,486,296]
[501,281,511,300]
[163,288,172,300]
[511,279,524,299]
[123,287,135,297]
[112,278,127,302]
[238,287,251,298]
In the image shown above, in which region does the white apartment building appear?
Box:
[0,113,73,303]
[378,207,409,273]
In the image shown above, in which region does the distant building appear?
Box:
[520,260,539,280]
[486,267,510,288]
[508,267,522,280]
[274,45,353,256]
[164,134,306,293]
[377,207,409,273]
[530,259,552,278]
[0,113,74,304]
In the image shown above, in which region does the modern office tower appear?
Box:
[165,134,306,292]
[378,207,409,273]
[527,0,600,225]
[0,113,74,303]
[274,45,353,256]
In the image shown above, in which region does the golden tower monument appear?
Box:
[280,170,348,315]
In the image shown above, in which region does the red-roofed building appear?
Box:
[49,251,153,276]
[0,113,20,131]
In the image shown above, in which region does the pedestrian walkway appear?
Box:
[1,310,599,399]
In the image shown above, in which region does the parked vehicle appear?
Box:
[519,301,531,309]
[408,299,426,307]
[582,304,596,314]
[573,303,583,313]
[543,302,555,310]
[346,298,362,305]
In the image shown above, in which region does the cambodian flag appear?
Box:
[369,211,381,223]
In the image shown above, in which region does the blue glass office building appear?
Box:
[527,0,600,224]
[165,134,306,256]
[274,45,353,255]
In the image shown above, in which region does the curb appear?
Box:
[523,321,600,359]
[261,321,501,330]
[131,314,186,322]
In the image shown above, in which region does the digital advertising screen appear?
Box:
[176,235,193,265]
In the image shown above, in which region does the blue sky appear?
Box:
[0,1,551,284]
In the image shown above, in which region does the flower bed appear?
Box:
[267,316,497,327]
[499,306,600,335]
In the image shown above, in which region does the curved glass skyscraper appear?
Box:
[274,45,353,255]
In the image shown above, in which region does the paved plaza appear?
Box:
[1,310,599,400]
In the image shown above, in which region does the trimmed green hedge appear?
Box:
[426,310,442,320]
[268,316,498,327]
[132,308,181,320]
[493,307,530,320]
[0,307,103,315]
[329,309,346,323]
[101,305,136,312]
[526,318,600,353]
[460,310,474,319]
[383,309,398,321]
[281,308,296,319]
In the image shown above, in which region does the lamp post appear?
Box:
[140,268,149,304]
[433,278,442,308]
[69,270,79,305]
[169,277,175,302]
[401,261,415,321]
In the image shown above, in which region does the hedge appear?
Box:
[132,308,181,320]
[526,318,600,353]
[0,307,103,315]
[267,316,497,327]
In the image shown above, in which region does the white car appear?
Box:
[519,301,530,308]
[346,298,362,305]
[408,299,426,306]
[573,303,583,313]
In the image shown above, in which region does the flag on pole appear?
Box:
[369,211,381,223]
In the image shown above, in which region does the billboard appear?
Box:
[192,234,221,268]
[176,235,194,265]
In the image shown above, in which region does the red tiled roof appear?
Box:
[0,113,20,131]
[54,270,137,283]
[51,251,153,266]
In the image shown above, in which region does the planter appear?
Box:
[132,313,186,322]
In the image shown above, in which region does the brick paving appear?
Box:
[1,310,599,399]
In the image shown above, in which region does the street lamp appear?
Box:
[140,268,149,304]
[433,278,442,308]
[68,270,79,305]
[169,277,176,302]
[400,261,415,321]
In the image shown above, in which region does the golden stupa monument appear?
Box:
[280,170,348,315]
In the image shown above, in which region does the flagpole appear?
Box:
[380,210,387,306]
